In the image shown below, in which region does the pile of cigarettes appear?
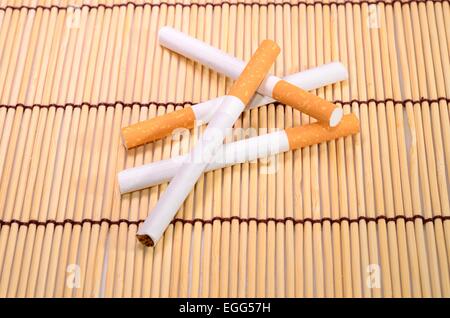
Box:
[117,27,360,247]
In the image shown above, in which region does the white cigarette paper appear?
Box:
[122,62,348,149]
[118,113,360,194]
[136,40,281,246]
[119,131,289,193]
[122,28,348,150]
[159,27,345,126]
[192,62,348,123]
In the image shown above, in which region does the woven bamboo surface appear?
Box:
[0,0,449,298]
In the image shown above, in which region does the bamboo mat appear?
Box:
[0,0,449,298]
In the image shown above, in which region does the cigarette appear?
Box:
[159,27,343,126]
[136,40,280,247]
[119,114,360,193]
[121,62,347,149]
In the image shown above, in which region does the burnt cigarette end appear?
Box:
[136,234,154,247]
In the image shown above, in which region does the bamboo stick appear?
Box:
[414,1,450,295]
[0,0,27,266]
[207,0,230,296]
[291,1,304,298]
[229,0,245,298]
[385,1,422,297]
[298,1,314,297]
[132,2,162,298]
[274,0,286,298]
[85,2,129,297]
[0,0,16,165]
[350,2,382,298]
[254,0,268,298]
[265,0,276,298]
[401,1,442,297]
[282,0,295,298]
[27,0,78,297]
[34,0,89,297]
[57,0,106,297]
[0,0,39,296]
[141,3,161,297]
[315,0,334,298]
[8,1,61,297]
[176,1,197,298]
[367,2,403,297]
[102,2,139,298]
[167,0,190,298]
[442,1,450,50]
[429,1,450,186]
[376,2,412,297]
[174,2,203,298]
[227,0,250,298]
[157,0,185,298]
[47,1,99,297]
[188,0,210,298]
[226,0,247,298]
[237,1,257,297]
[218,0,244,298]
[15,0,69,297]
[336,1,355,297]
[395,1,432,297]
[362,2,398,297]
[130,4,157,295]
[342,0,365,298]
[347,3,372,299]
[308,0,324,298]
[111,0,149,298]
[195,0,221,297]
[148,1,179,298]
[423,0,450,270]
[328,2,344,298]
[109,0,144,298]
[71,1,115,298]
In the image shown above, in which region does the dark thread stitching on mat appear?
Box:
[1,97,448,110]
[1,214,449,228]
[336,97,450,106]
[0,101,192,110]
[0,0,446,12]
